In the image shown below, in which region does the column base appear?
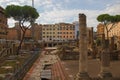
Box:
[99,72,112,78]
[75,72,91,80]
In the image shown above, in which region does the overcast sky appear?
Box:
[0,0,120,29]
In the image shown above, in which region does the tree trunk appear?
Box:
[106,31,109,40]
[16,31,26,55]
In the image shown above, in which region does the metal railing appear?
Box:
[4,51,40,80]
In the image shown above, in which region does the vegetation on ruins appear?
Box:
[97,14,120,39]
[5,5,39,55]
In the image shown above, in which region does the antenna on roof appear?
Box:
[32,0,34,7]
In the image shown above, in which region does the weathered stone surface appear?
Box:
[100,49,112,78]
[76,13,90,80]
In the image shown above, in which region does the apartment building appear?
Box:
[58,23,75,41]
[42,23,75,42]
[42,24,58,41]
[0,6,8,39]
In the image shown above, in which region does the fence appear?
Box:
[4,51,40,80]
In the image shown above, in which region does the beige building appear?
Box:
[104,22,120,49]
[96,22,120,49]
[97,22,120,39]
[106,22,120,38]
[42,24,59,41]
[42,23,75,42]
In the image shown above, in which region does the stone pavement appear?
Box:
[23,51,58,80]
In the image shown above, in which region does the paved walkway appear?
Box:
[23,51,58,80]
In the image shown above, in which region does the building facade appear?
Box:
[97,23,104,39]
[97,22,120,39]
[6,22,43,42]
[42,23,75,42]
[33,23,42,41]
[96,22,120,49]
[0,6,8,39]
[106,22,120,38]
[7,28,18,40]
[42,24,58,41]
[58,23,75,41]
[104,22,120,50]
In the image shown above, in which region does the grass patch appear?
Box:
[0,53,32,75]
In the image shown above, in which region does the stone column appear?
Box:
[90,27,94,48]
[100,49,112,78]
[99,34,112,78]
[76,13,90,80]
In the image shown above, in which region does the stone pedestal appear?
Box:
[76,13,90,80]
[76,72,90,80]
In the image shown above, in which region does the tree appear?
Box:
[97,14,120,39]
[5,5,39,55]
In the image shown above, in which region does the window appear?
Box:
[70,32,72,34]
[60,27,62,30]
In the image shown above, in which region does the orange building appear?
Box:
[7,27,32,41]
[7,22,43,42]
[7,28,18,40]
[58,23,75,41]
[0,6,8,39]
[97,23,104,38]
[31,23,42,41]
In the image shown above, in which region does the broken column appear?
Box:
[99,34,112,78]
[76,13,90,80]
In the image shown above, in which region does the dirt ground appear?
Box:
[62,59,120,80]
